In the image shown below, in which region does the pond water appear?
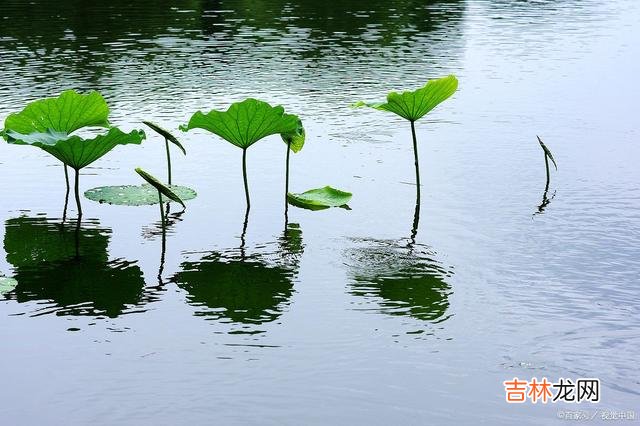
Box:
[1,0,639,424]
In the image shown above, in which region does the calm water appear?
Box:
[1,0,639,424]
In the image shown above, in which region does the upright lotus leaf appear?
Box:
[5,127,145,170]
[143,121,186,185]
[2,90,145,217]
[3,90,110,134]
[353,75,458,122]
[181,98,300,149]
[353,75,458,234]
[181,98,301,209]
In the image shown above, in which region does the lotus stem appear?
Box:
[64,164,70,197]
[158,190,166,228]
[410,121,421,204]
[285,140,291,214]
[240,206,249,260]
[410,197,420,245]
[165,137,172,185]
[74,168,82,218]
[544,153,550,192]
[242,148,250,210]
[63,165,70,221]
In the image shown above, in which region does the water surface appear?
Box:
[1,0,639,424]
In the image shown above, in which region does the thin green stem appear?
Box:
[410,120,421,204]
[165,138,172,185]
[285,141,291,218]
[544,153,550,192]
[63,165,70,221]
[159,190,166,228]
[74,168,82,218]
[242,148,250,210]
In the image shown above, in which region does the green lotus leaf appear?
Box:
[135,168,186,208]
[353,75,458,122]
[281,119,305,153]
[5,127,145,170]
[181,98,300,149]
[85,184,197,206]
[3,90,110,134]
[0,276,18,296]
[143,121,186,155]
[537,135,557,170]
[287,186,352,210]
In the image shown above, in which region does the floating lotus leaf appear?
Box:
[181,98,300,149]
[287,186,352,210]
[281,118,306,153]
[5,127,145,170]
[85,184,196,206]
[2,90,110,134]
[0,277,18,296]
[353,75,458,122]
[143,121,186,155]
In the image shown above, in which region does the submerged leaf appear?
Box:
[281,119,306,153]
[537,135,558,170]
[143,121,187,155]
[5,127,145,169]
[181,98,300,149]
[354,75,458,122]
[3,90,110,134]
[287,186,352,210]
[135,168,186,208]
[85,184,197,206]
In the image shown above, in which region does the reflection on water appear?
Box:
[171,222,303,333]
[346,238,453,323]
[2,215,148,318]
[0,0,465,125]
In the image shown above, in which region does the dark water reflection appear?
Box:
[171,222,303,332]
[347,239,452,323]
[2,215,149,318]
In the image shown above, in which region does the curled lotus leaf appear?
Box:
[537,135,558,170]
[143,121,186,155]
[136,168,187,208]
[281,119,306,153]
